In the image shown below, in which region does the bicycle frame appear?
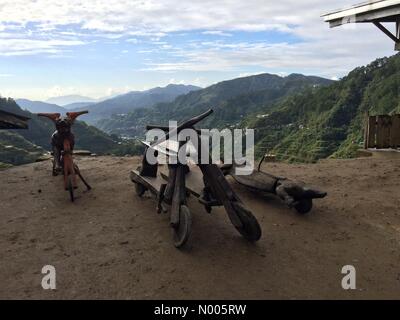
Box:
[62,138,77,191]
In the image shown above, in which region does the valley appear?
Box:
[1,54,399,168]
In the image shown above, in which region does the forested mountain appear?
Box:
[72,84,201,124]
[97,73,332,137]
[243,54,400,162]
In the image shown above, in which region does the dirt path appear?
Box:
[0,155,399,299]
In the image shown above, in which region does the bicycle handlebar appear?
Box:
[66,111,89,122]
[37,113,61,123]
[37,111,89,124]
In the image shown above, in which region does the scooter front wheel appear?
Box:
[230,202,261,242]
[294,198,313,214]
[173,205,192,248]
[134,166,147,197]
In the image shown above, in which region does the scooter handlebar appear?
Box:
[146,109,213,132]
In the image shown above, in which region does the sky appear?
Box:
[0,0,398,101]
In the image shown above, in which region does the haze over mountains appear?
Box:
[16,99,67,114]
[46,95,97,106]
[16,84,201,124]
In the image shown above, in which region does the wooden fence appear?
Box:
[364,114,400,149]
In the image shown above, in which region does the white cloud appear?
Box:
[202,31,232,37]
[142,21,396,79]
[0,0,397,80]
[126,38,138,43]
[0,1,379,36]
[238,71,267,78]
[168,78,185,85]
[0,38,85,56]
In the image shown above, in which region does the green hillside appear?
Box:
[243,54,400,162]
[97,73,332,137]
[0,97,143,166]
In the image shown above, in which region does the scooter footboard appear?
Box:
[199,164,245,228]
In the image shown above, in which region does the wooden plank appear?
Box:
[160,164,204,198]
[374,21,400,44]
[367,116,377,148]
[390,114,400,148]
[129,170,164,195]
[376,115,391,148]
[230,170,277,192]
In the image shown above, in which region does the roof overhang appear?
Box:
[322,0,400,50]
[0,109,30,129]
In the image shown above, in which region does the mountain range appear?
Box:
[95,54,400,162]
[46,95,97,106]
[16,84,201,125]
[2,53,399,166]
[16,99,67,114]
[96,73,333,137]
[70,84,201,124]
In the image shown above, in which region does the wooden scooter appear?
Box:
[220,155,327,214]
[130,109,262,248]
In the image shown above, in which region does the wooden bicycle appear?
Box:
[37,111,92,202]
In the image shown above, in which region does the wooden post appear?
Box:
[366,115,376,148]
[363,112,369,149]
[390,114,400,148]
[396,20,400,51]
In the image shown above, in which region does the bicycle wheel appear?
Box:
[67,175,74,202]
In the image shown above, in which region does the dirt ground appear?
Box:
[0,155,399,299]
